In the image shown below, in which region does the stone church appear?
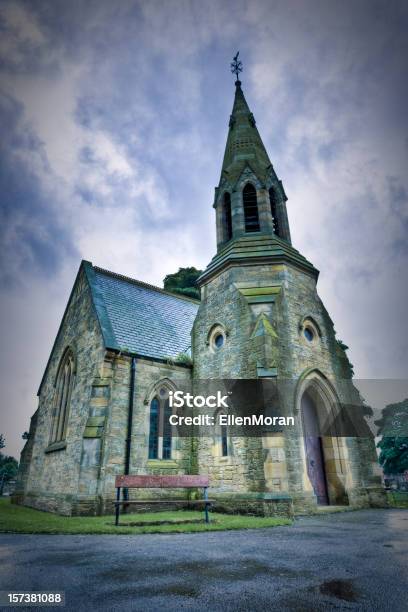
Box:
[14,72,385,517]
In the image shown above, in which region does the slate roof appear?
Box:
[84,261,199,360]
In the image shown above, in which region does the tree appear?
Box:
[0,456,18,493]
[375,399,408,475]
[163,267,202,300]
[0,434,19,494]
[377,437,408,475]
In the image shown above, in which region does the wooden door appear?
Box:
[304,435,329,505]
[302,392,329,505]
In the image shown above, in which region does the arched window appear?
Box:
[148,398,159,459]
[216,408,230,457]
[148,390,172,459]
[224,192,233,241]
[221,424,228,456]
[50,349,75,443]
[243,183,260,232]
[269,188,281,237]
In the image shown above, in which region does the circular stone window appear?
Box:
[300,318,320,345]
[303,327,314,342]
[208,325,227,352]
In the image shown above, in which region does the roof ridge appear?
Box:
[93,265,200,305]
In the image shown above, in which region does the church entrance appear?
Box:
[301,391,329,505]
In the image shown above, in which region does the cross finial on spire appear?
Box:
[230,51,243,82]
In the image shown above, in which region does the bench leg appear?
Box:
[204,487,210,524]
[115,487,121,526]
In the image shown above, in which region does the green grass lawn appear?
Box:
[386,491,408,509]
[0,499,292,535]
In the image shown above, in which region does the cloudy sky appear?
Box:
[1,0,407,458]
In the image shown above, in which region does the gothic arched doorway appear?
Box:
[301,390,329,505]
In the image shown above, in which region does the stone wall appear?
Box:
[193,259,383,514]
[13,269,106,515]
[95,356,194,515]
[15,323,196,515]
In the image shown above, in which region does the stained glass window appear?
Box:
[50,349,75,443]
[221,424,228,457]
[163,399,172,459]
[148,398,159,459]
[148,395,172,460]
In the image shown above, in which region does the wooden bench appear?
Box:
[114,475,212,525]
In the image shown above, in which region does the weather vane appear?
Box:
[230,51,243,81]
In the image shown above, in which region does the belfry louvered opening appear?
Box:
[224,192,233,241]
[243,183,260,232]
[269,187,281,237]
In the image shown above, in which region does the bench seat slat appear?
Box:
[114,499,215,505]
[115,475,209,488]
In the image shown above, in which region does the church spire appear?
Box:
[213,54,292,250]
[219,76,273,186]
[198,56,317,286]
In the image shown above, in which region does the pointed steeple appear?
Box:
[219,80,273,187]
[213,63,292,249]
[197,56,318,286]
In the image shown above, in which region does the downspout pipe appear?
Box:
[123,356,136,502]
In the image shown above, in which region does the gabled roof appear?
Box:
[83,262,199,360]
[38,261,199,395]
